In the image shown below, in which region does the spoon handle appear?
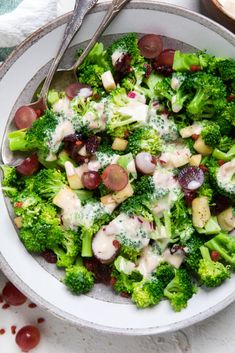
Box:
[40,0,98,101]
[71,0,131,71]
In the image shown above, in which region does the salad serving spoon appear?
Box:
[14,0,131,130]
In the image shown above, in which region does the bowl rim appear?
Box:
[1,0,235,336]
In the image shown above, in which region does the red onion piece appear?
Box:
[178,166,204,191]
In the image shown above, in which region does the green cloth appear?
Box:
[0,0,23,61]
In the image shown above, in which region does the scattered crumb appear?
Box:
[11,325,17,334]
[0,329,5,335]
[37,318,45,324]
[28,303,37,308]
[2,303,10,310]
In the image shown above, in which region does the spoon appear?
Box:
[14,0,99,129]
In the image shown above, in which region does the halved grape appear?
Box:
[135,152,156,175]
[16,154,39,176]
[82,171,101,190]
[14,106,37,129]
[101,164,128,191]
[138,34,163,59]
[65,83,92,100]
[178,166,204,191]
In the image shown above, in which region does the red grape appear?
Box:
[2,282,27,306]
[138,34,163,59]
[156,49,175,67]
[101,164,128,191]
[16,154,39,176]
[15,326,40,352]
[14,106,37,129]
[65,83,92,100]
[82,171,101,190]
[178,166,204,191]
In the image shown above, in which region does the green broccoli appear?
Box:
[127,126,162,156]
[201,122,221,148]
[53,229,82,268]
[152,263,175,287]
[205,232,235,268]
[134,175,155,196]
[198,246,230,287]
[8,110,70,159]
[212,144,235,162]
[214,58,235,82]
[106,33,144,68]
[33,168,67,200]
[164,268,197,312]
[132,276,164,308]
[209,159,235,200]
[181,233,204,273]
[173,50,205,72]
[186,72,227,119]
[0,164,19,198]
[112,257,143,294]
[119,195,154,222]
[64,258,95,294]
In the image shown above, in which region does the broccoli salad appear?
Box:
[1,33,235,311]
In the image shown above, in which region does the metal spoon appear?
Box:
[25,0,99,113]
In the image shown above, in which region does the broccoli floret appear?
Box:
[212,144,235,162]
[78,64,106,88]
[209,159,235,200]
[219,102,235,130]
[205,232,235,268]
[201,122,221,148]
[119,195,154,222]
[186,72,227,119]
[197,178,214,203]
[8,110,70,159]
[153,263,175,287]
[132,277,164,308]
[164,268,197,312]
[198,246,230,287]
[140,72,163,99]
[134,176,155,196]
[218,136,235,153]
[119,244,142,263]
[0,165,19,198]
[33,168,67,200]
[105,86,148,137]
[214,58,235,82]
[127,126,162,156]
[53,229,82,268]
[106,33,143,68]
[173,50,205,72]
[64,258,95,294]
[112,258,143,294]
[155,76,174,102]
[181,233,204,272]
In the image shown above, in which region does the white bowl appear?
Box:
[0,1,235,335]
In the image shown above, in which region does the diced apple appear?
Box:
[100,194,118,213]
[180,124,202,138]
[53,185,80,209]
[218,207,235,231]
[193,136,213,156]
[189,154,202,167]
[101,70,116,92]
[192,196,211,228]
[112,183,134,204]
[14,217,22,229]
[65,161,83,189]
[112,138,128,151]
[172,153,190,168]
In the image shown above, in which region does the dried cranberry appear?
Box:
[227,94,235,102]
[70,146,88,165]
[85,136,100,154]
[110,277,117,286]
[170,245,185,255]
[120,292,130,298]
[41,249,57,263]
[83,257,111,285]
[211,250,220,262]
[191,133,199,141]
[218,160,225,166]
[190,65,201,72]
[144,63,153,78]
[152,63,173,76]
[63,133,84,151]
[211,195,231,215]
[184,190,196,207]
[115,53,132,76]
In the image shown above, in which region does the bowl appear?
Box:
[1,1,235,335]
[201,0,235,32]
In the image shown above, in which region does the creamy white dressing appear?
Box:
[111,50,124,66]
[48,119,75,153]
[217,159,235,184]
[159,143,191,169]
[53,97,75,118]
[117,257,136,274]
[88,160,101,172]
[148,112,178,142]
[92,229,117,262]
[78,87,93,98]
[137,246,163,277]
[188,180,201,190]
[118,101,148,123]
[77,202,108,229]
[163,248,185,269]
[83,102,106,131]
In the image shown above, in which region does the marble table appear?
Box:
[1,0,235,352]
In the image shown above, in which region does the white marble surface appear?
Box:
[1,0,235,352]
